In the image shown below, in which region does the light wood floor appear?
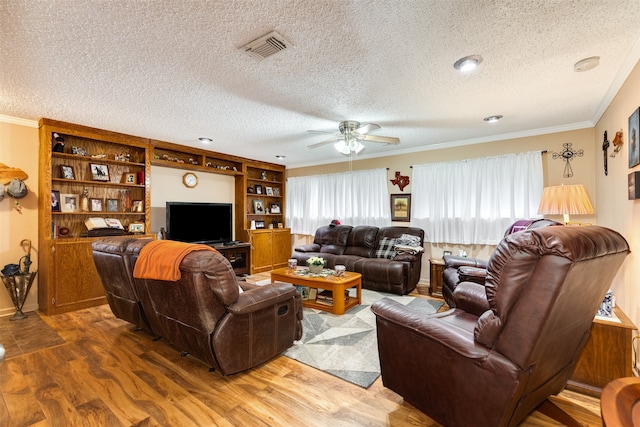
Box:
[0,274,603,426]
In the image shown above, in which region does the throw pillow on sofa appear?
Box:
[376,237,397,259]
[396,233,421,247]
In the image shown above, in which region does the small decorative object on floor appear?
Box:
[306,256,325,274]
[0,239,37,320]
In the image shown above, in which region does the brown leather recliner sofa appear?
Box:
[92,236,303,375]
[442,218,562,307]
[371,225,629,427]
[291,225,424,295]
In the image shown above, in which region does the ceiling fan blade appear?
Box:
[359,134,400,144]
[307,129,338,135]
[307,137,342,149]
[356,123,381,134]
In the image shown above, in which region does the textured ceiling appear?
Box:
[2,0,640,168]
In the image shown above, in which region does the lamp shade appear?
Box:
[537,184,594,224]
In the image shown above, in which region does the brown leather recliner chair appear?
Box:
[442,218,561,307]
[92,237,156,333]
[371,225,629,427]
[92,237,303,375]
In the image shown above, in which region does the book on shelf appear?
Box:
[316,289,349,304]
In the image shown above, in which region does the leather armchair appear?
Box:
[372,225,629,427]
[93,237,303,375]
[92,237,156,333]
[442,218,561,307]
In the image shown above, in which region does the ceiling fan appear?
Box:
[307,120,400,154]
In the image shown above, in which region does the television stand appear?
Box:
[212,242,250,276]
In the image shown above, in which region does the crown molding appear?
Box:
[0,114,38,128]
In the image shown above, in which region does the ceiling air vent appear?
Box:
[242,31,291,60]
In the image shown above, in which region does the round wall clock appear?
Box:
[182,172,198,188]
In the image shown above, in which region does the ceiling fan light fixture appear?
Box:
[454,55,483,72]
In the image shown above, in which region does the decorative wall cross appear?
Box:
[552,143,584,178]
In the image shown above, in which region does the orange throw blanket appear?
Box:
[133,240,218,281]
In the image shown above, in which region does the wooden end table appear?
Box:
[270,267,362,315]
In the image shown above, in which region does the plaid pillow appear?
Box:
[396,233,420,247]
[375,237,397,259]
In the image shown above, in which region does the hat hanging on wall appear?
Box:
[7,178,28,199]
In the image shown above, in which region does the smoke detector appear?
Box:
[241,31,292,60]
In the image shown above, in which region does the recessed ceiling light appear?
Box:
[483,115,503,123]
[275,155,286,159]
[574,56,600,72]
[198,137,212,143]
[454,54,483,72]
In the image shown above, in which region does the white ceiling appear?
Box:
[2,0,640,168]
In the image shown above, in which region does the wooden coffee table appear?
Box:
[270,267,362,315]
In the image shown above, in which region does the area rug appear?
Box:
[283,289,444,388]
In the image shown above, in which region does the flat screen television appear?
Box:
[166,202,233,244]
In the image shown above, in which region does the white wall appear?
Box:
[150,165,235,238]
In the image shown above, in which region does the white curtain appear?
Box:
[412,151,543,245]
[286,168,391,235]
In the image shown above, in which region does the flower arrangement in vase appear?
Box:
[306,256,325,274]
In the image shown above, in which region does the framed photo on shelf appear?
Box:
[273,187,280,196]
[269,203,281,214]
[90,198,103,212]
[128,223,145,234]
[265,186,273,196]
[132,200,144,213]
[60,193,79,212]
[253,199,265,214]
[121,173,136,184]
[51,190,61,212]
[60,165,75,180]
[629,107,640,168]
[255,184,263,194]
[247,186,255,194]
[255,220,266,229]
[106,198,120,212]
[391,194,411,222]
[89,163,110,181]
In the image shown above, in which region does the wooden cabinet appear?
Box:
[150,139,243,176]
[241,163,288,273]
[567,307,637,396]
[212,243,251,276]
[249,228,291,274]
[38,119,152,315]
[39,120,290,315]
[429,258,445,298]
[243,163,286,231]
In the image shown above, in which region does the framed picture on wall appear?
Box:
[390,194,411,222]
[629,107,640,168]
